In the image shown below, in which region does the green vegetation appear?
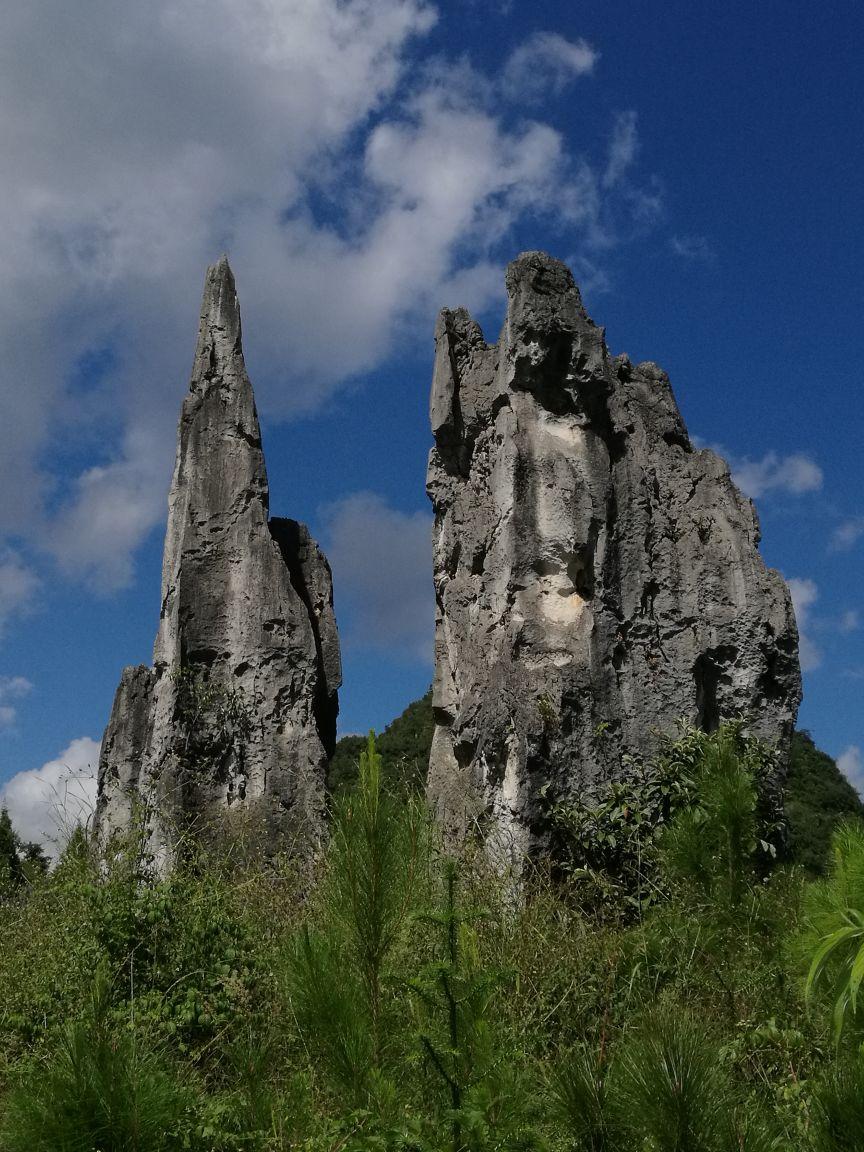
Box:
[785,731,864,875]
[545,721,783,918]
[0,806,48,895]
[1,717,863,1150]
[802,821,864,1043]
[335,703,861,880]
[328,689,435,793]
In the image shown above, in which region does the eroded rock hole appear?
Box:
[694,646,737,732]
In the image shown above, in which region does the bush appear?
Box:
[1,717,861,1150]
[1,972,188,1152]
[545,722,782,920]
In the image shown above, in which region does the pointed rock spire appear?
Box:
[155,255,269,670]
[96,259,340,868]
[197,254,242,355]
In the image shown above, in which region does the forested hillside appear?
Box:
[328,690,435,794]
[785,731,864,872]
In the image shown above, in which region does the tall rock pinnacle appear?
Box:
[96,258,340,867]
[427,251,801,865]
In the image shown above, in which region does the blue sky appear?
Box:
[0,0,862,845]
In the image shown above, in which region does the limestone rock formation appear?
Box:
[427,251,801,864]
[96,257,340,867]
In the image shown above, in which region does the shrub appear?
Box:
[1,972,188,1152]
[545,722,782,920]
[801,821,864,1043]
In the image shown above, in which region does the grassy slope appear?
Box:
[0,716,861,1149]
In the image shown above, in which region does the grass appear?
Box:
[0,724,862,1150]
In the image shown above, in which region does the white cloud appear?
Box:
[47,425,170,590]
[1,736,100,857]
[0,2,654,594]
[322,493,433,662]
[831,518,864,552]
[840,609,860,634]
[238,82,571,391]
[0,0,438,586]
[604,110,639,188]
[0,676,33,730]
[787,576,821,671]
[501,32,598,101]
[0,551,40,634]
[838,745,864,798]
[726,451,823,500]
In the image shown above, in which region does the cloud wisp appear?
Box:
[840,610,860,634]
[670,233,716,263]
[501,31,598,102]
[603,110,639,189]
[727,451,823,501]
[0,676,34,730]
[0,553,40,637]
[831,518,864,552]
[787,576,821,672]
[838,745,864,798]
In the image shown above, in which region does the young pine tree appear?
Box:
[410,857,532,1152]
[658,727,764,911]
[1,968,187,1152]
[287,732,427,1110]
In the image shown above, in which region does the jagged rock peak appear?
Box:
[427,250,801,868]
[96,258,341,870]
[197,253,242,353]
[504,250,590,329]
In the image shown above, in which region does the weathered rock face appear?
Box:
[96,257,340,867]
[427,251,801,864]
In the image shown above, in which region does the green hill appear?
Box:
[328,689,434,793]
[785,730,864,873]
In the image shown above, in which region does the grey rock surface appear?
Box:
[96,257,340,867]
[427,251,801,865]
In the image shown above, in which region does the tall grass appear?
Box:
[1,972,186,1152]
[1,726,863,1150]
